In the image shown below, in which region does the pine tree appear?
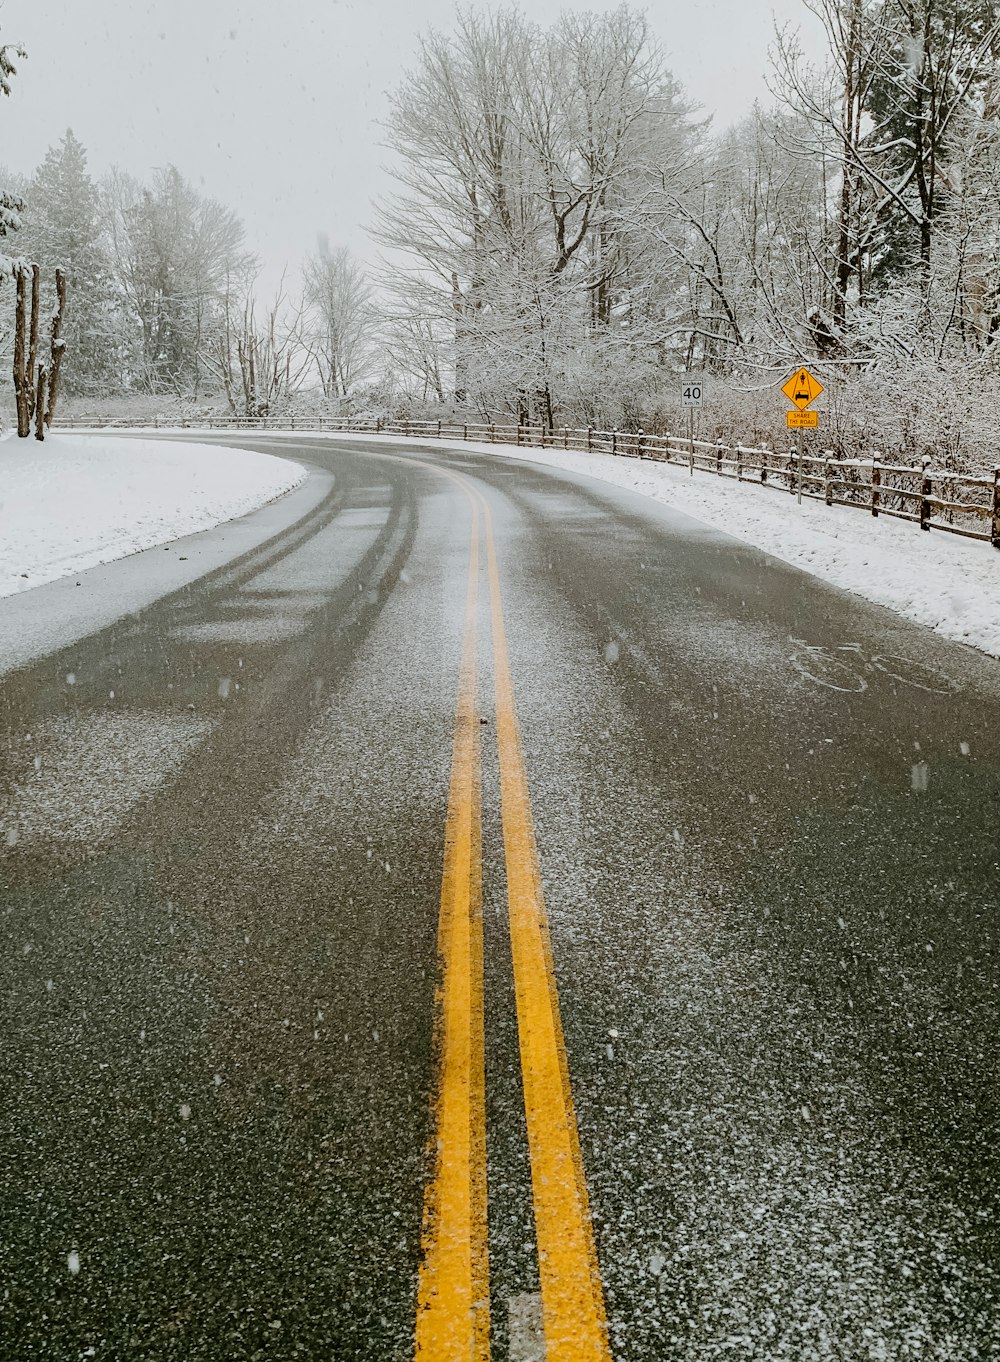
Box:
[0,29,26,282]
[22,130,116,394]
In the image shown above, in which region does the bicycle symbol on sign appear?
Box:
[789,641,957,695]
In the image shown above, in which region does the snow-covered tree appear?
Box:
[104,165,248,395]
[18,131,115,394]
[375,4,697,423]
[1,28,26,282]
[302,239,376,400]
[207,267,312,418]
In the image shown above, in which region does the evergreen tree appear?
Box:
[23,130,117,394]
[0,29,26,281]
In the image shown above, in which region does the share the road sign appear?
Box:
[786,410,819,428]
[781,367,824,411]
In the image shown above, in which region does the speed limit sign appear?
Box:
[681,380,703,408]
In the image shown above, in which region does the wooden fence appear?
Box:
[56,414,1000,549]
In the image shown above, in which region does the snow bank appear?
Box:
[315,431,1000,661]
[0,433,305,598]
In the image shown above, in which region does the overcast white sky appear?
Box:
[1,0,826,284]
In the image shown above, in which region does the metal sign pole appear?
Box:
[797,426,804,505]
[688,407,694,475]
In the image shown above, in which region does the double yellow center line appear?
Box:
[415,471,610,1362]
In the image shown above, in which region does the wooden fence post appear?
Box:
[587,426,593,452]
[437,419,442,439]
[991,465,1000,549]
[563,426,568,449]
[919,456,932,531]
[376,416,382,433]
[462,423,468,442]
[824,451,833,505]
[735,446,743,481]
[871,453,881,517]
[716,442,723,475]
[612,429,618,456]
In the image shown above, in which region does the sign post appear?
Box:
[681,378,703,476]
[781,367,824,505]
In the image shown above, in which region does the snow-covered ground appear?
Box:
[0,433,305,598]
[312,432,1000,661]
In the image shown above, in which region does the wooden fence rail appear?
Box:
[54,414,1000,549]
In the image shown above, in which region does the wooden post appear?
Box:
[871,453,881,517]
[587,426,593,452]
[919,456,932,531]
[824,451,833,506]
[991,465,1000,549]
[437,419,442,439]
[563,426,568,449]
[490,423,495,444]
[716,442,723,476]
[761,447,769,484]
[611,429,618,456]
[735,446,743,481]
[517,422,522,447]
[376,416,382,433]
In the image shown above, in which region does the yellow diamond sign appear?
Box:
[781,366,824,411]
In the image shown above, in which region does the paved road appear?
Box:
[2,436,999,1361]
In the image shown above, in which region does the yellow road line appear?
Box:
[477,491,612,1362]
[415,495,490,1362]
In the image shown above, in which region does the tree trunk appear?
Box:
[13,266,28,437]
[27,264,40,426]
[34,367,48,441]
[44,270,69,428]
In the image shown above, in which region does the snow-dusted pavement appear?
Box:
[0,432,305,598]
[2,434,998,1360]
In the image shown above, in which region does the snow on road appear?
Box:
[317,432,1000,661]
[0,433,305,598]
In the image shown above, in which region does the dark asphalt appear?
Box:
[1,435,999,1360]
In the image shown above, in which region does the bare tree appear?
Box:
[302,239,375,400]
[206,269,312,418]
[374,4,686,422]
[772,0,1000,299]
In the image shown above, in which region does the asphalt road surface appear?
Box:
[2,435,999,1362]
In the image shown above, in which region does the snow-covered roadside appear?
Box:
[311,431,1000,660]
[0,433,305,598]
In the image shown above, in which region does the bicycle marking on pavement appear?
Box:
[790,642,956,695]
[790,649,869,693]
[870,653,957,694]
